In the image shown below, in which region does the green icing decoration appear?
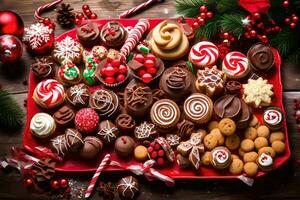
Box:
[64,67,78,79]
[83,68,95,85]
[186,61,196,75]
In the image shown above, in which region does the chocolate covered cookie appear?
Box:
[77,23,100,47]
[53,105,75,127]
[100,21,127,47]
[31,56,55,79]
[66,83,90,108]
[79,136,103,159]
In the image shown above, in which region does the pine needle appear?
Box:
[270,29,299,56]
[216,0,239,13]
[175,0,203,17]
[0,89,24,128]
[220,14,245,39]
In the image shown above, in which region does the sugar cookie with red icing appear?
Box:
[188,41,219,69]
[33,79,65,109]
[222,51,250,79]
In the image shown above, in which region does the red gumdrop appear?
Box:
[145,53,156,62]
[144,59,155,68]
[111,59,121,68]
[105,76,116,84]
[118,64,128,74]
[134,53,144,63]
[105,66,116,77]
[116,74,126,82]
[142,73,153,83]
[147,67,157,75]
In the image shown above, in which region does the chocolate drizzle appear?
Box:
[90,89,119,117]
[166,67,187,90]
[127,86,152,107]
[115,114,136,133]
[77,23,100,46]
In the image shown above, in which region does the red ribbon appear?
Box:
[239,0,271,14]
[110,159,175,187]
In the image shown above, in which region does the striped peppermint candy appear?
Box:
[33,79,65,108]
[189,41,219,68]
[120,20,150,62]
[222,51,249,78]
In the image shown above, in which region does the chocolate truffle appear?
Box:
[117,176,139,200]
[89,88,119,118]
[225,80,241,95]
[65,128,84,152]
[134,121,157,142]
[115,113,136,134]
[114,136,135,158]
[263,106,283,131]
[124,80,153,117]
[79,136,103,159]
[247,43,274,72]
[77,23,100,47]
[177,119,195,139]
[30,56,55,79]
[97,120,119,145]
[100,21,127,48]
[50,134,69,157]
[66,83,90,108]
[177,154,192,169]
[210,146,232,170]
[53,105,75,127]
[213,94,242,120]
[159,66,195,102]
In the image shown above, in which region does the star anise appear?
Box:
[98,182,115,200]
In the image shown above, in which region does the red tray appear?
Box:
[23,19,291,179]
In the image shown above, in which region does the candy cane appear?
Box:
[35,0,63,20]
[119,0,163,19]
[85,154,111,199]
[119,19,150,62]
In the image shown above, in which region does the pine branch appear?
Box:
[175,0,216,17]
[0,89,24,128]
[195,17,221,39]
[216,0,239,13]
[220,14,245,39]
[270,28,300,56]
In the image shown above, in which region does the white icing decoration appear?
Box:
[135,122,156,140]
[98,121,118,143]
[91,89,118,117]
[263,109,282,125]
[50,135,69,156]
[184,93,212,121]
[23,23,53,49]
[151,100,179,126]
[212,149,229,164]
[53,36,81,62]
[117,176,139,199]
[258,153,273,167]
[69,84,89,105]
[30,113,55,137]
[222,51,249,77]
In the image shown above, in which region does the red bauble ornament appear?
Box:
[84,9,92,16]
[23,23,54,54]
[51,180,60,189]
[206,12,214,19]
[199,5,208,13]
[197,17,205,25]
[59,179,68,188]
[0,35,23,63]
[142,73,153,83]
[290,22,296,29]
[285,18,290,24]
[282,1,289,8]
[0,10,24,38]
[25,178,33,187]
[253,13,261,20]
[292,16,299,23]
[82,4,90,10]
[74,18,82,25]
[89,13,98,19]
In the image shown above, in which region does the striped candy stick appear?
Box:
[119,19,150,62]
[34,0,63,20]
[119,0,162,19]
[84,154,111,198]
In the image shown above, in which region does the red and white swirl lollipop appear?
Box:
[33,79,65,108]
[188,41,219,69]
[222,51,250,79]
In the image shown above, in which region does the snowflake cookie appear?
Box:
[52,36,83,64]
[242,77,273,108]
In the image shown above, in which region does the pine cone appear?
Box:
[56,3,75,27]
[31,158,56,183]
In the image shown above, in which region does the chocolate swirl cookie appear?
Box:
[225,81,241,95]
[53,105,75,127]
[247,43,274,71]
[31,56,55,79]
[89,89,119,118]
[100,21,127,47]
[77,23,100,47]
[213,94,242,120]
[159,66,195,102]
[210,147,232,170]
[150,99,180,129]
[124,80,153,117]
[115,114,136,134]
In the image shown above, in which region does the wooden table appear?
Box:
[1,1,300,199]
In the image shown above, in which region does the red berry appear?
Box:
[104,62,112,68]
[158,150,165,157]
[138,69,146,77]
[147,67,157,75]
[142,73,153,83]
[292,16,299,23]
[261,35,268,43]
[74,18,82,25]
[59,179,68,188]
[274,26,280,31]
[157,158,165,165]
[197,17,205,25]
[43,17,51,25]
[290,22,296,29]
[90,13,98,19]
[51,180,60,189]
[223,32,229,39]
[111,59,121,67]
[206,11,213,19]
[199,5,208,13]
[151,151,158,159]
[100,68,106,76]
[192,21,200,28]
[145,53,156,62]
[154,143,161,150]
[106,57,113,63]
[250,30,257,37]
[82,4,90,10]
[25,178,33,187]
[118,64,128,74]
[116,74,126,82]
[105,66,116,77]
[148,146,154,153]
[282,0,289,8]
[285,18,290,24]
[134,53,144,63]
[105,76,116,84]
[150,142,155,147]
[144,59,155,68]
[200,12,206,19]
[77,12,84,19]
[253,13,261,20]
[84,9,92,16]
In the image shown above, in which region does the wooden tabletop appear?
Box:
[1,0,300,199]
